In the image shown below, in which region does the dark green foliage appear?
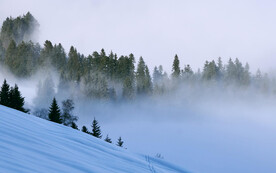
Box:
[136,57,152,95]
[39,40,66,72]
[9,84,26,112]
[0,12,39,49]
[81,126,89,134]
[71,122,79,130]
[91,118,102,138]
[4,40,40,77]
[0,12,270,101]
[117,136,124,147]
[104,135,112,143]
[202,60,218,80]
[48,98,62,124]
[66,46,83,82]
[122,76,134,99]
[0,79,10,106]
[172,54,180,78]
[0,80,26,112]
[0,40,5,62]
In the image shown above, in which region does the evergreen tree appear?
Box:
[48,97,62,124]
[67,46,82,82]
[4,40,17,72]
[172,54,180,78]
[122,76,134,99]
[81,126,89,134]
[217,57,224,79]
[91,118,102,138]
[0,79,10,107]
[136,57,152,95]
[117,136,124,147]
[136,57,146,95]
[9,84,25,112]
[39,40,54,66]
[61,99,78,126]
[0,12,39,49]
[202,60,218,80]
[144,65,152,94]
[0,40,5,62]
[104,135,112,143]
[71,122,79,130]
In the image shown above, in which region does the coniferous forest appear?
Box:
[0,12,275,105]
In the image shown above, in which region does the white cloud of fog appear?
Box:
[1,0,276,73]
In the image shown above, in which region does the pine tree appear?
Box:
[81,126,89,134]
[136,57,153,95]
[4,40,17,73]
[91,118,102,138]
[67,46,81,82]
[48,98,62,124]
[71,122,78,130]
[117,136,124,147]
[172,54,180,78]
[0,79,10,107]
[144,65,152,94]
[122,77,134,100]
[104,135,112,143]
[61,99,78,126]
[9,84,25,112]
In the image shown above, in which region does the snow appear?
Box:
[0,105,188,173]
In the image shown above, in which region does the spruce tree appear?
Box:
[122,77,134,100]
[61,99,78,126]
[71,122,78,130]
[48,98,62,124]
[136,57,146,95]
[81,126,89,134]
[9,84,25,112]
[172,54,180,78]
[91,118,102,138]
[117,136,124,147]
[104,135,112,143]
[0,79,10,107]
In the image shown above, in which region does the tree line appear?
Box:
[0,12,274,102]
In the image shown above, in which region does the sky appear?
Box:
[1,0,276,74]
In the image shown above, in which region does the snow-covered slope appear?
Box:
[0,105,187,173]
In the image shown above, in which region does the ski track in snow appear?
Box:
[0,105,188,173]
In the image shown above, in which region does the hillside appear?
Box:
[0,105,187,173]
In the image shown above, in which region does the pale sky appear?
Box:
[1,0,276,74]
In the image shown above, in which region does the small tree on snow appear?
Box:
[91,118,102,138]
[117,136,124,147]
[9,84,26,112]
[48,97,62,124]
[71,122,78,130]
[0,79,10,106]
[104,135,112,143]
[81,126,89,134]
[61,99,78,126]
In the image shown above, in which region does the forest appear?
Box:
[0,12,274,104]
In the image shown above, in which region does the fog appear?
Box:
[1,64,276,172]
[1,1,276,172]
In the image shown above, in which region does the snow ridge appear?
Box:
[0,105,188,173]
